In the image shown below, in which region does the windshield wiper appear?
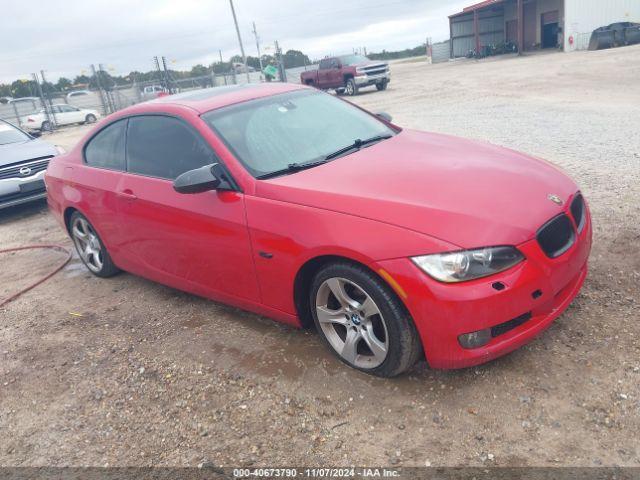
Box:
[256,134,393,180]
[257,159,331,180]
[324,134,393,161]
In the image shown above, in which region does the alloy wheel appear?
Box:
[345,82,354,95]
[315,277,389,368]
[71,216,103,273]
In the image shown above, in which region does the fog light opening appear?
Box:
[458,329,492,349]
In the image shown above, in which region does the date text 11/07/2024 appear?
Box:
[232,468,401,478]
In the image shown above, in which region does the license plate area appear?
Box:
[19,180,45,194]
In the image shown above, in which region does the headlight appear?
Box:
[411,246,524,283]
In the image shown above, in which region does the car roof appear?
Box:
[147,82,308,114]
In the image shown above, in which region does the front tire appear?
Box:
[376,80,388,91]
[310,262,422,377]
[69,211,120,278]
[85,114,97,124]
[345,78,358,96]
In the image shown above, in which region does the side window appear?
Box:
[84,120,126,170]
[319,59,330,70]
[330,58,339,68]
[126,116,213,180]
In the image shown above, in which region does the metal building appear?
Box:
[449,0,640,58]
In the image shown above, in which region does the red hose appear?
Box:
[0,244,72,308]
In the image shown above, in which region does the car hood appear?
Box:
[0,138,57,167]
[256,130,578,249]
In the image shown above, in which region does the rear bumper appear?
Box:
[377,210,592,369]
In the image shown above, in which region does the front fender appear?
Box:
[245,195,456,315]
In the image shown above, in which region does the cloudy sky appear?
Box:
[1,0,469,83]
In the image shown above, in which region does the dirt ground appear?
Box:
[1,46,639,468]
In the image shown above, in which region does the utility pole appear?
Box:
[229,0,250,83]
[161,56,173,93]
[274,40,287,82]
[252,21,264,79]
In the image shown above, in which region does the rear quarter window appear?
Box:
[84,119,127,170]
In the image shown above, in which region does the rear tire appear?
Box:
[41,121,52,132]
[310,262,422,377]
[345,78,358,96]
[335,88,345,95]
[69,211,120,278]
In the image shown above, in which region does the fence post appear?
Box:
[11,102,22,128]
[32,72,54,131]
[91,64,109,116]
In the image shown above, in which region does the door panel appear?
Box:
[114,175,260,302]
[329,59,343,88]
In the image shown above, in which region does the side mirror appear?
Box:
[173,164,221,194]
[376,112,393,123]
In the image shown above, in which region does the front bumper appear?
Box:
[377,208,592,369]
[0,170,47,209]
[354,72,391,87]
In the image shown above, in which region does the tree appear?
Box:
[56,77,72,91]
[282,50,310,68]
[11,79,36,98]
[73,74,91,87]
[190,64,211,77]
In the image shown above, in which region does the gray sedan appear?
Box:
[0,119,61,209]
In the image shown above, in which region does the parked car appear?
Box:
[66,90,92,100]
[9,96,41,104]
[141,85,168,101]
[301,54,390,96]
[232,62,256,74]
[0,96,14,104]
[0,119,62,209]
[45,83,591,377]
[21,104,100,131]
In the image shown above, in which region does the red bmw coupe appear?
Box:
[45,83,591,377]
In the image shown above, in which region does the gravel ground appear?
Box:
[1,46,639,468]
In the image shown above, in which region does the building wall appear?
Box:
[500,0,564,48]
[565,0,640,50]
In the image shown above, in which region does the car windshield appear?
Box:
[202,90,395,178]
[0,121,30,145]
[339,54,370,65]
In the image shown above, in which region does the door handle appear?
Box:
[117,189,137,200]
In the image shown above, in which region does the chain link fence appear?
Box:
[1,63,312,133]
